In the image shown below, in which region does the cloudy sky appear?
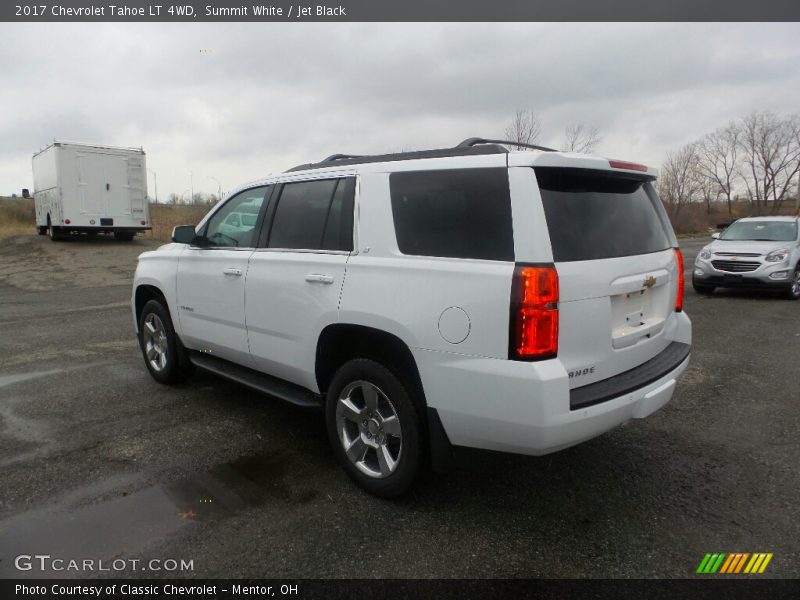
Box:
[1,22,799,199]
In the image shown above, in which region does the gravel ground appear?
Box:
[0,234,798,579]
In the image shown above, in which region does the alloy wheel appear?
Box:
[142,313,169,372]
[335,380,403,478]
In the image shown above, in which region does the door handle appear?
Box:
[305,273,334,284]
[223,268,243,277]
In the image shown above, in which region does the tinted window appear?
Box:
[202,186,269,248]
[321,178,355,251]
[268,178,354,251]
[536,168,671,262]
[389,168,514,261]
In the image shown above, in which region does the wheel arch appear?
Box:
[134,284,169,330]
[316,323,426,412]
[316,323,455,472]
[134,283,193,370]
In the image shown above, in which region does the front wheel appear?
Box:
[325,359,422,498]
[786,268,800,300]
[138,299,182,384]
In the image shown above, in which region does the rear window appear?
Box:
[536,167,672,262]
[389,168,514,261]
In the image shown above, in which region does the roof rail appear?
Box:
[320,153,364,163]
[286,140,510,172]
[457,137,557,152]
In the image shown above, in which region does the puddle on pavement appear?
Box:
[0,453,316,577]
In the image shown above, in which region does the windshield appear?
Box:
[720,221,797,242]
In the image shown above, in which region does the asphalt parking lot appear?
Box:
[0,234,798,579]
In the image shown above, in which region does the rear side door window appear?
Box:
[264,178,355,251]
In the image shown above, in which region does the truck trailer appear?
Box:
[33,141,151,241]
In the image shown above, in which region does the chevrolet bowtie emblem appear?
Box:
[643,275,657,288]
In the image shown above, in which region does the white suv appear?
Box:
[132,138,692,497]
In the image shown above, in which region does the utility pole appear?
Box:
[207,176,222,203]
[147,169,158,203]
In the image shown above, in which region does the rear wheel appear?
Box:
[786,268,800,300]
[37,226,47,235]
[49,222,62,241]
[325,359,422,498]
[138,299,181,384]
[692,281,715,295]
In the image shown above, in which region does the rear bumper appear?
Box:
[415,315,691,456]
[570,341,691,410]
[57,226,151,234]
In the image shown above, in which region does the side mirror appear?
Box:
[711,233,720,240]
[172,225,198,244]
[22,188,30,199]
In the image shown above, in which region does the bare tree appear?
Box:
[504,109,542,150]
[696,172,722,215]
[696,123,740,215]
[562,122,602,153]
[738,111,800,215]
[658,142,701,218]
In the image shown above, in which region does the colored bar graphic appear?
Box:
[719,554,736,574]
[758,554,773,573]
[700,552,772,575]
[696,554,712,574]
[697,553,727,573]
[733,553,750,573]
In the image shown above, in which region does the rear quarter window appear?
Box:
[535,167,672,262]
[389,168,514,261]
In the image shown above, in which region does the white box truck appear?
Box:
[33,141,151,241]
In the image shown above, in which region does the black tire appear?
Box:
[785,268,800,301]
[115,231,135,241]
[692,281,715,295]
[37,226,47,236]
[49,224,62,241]
[325,358,422,498]
[138,299,182,384]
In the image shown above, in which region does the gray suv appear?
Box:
[692,216,800,299]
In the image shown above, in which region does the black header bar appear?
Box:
[3,0,800,22]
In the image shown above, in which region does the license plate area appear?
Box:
[100,218,113,226]
[610,288,668,349]
[723,274,743,284]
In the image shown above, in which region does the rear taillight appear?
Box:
[509,264,559,360]
[64,218,71,224]
[674,248,684,312]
